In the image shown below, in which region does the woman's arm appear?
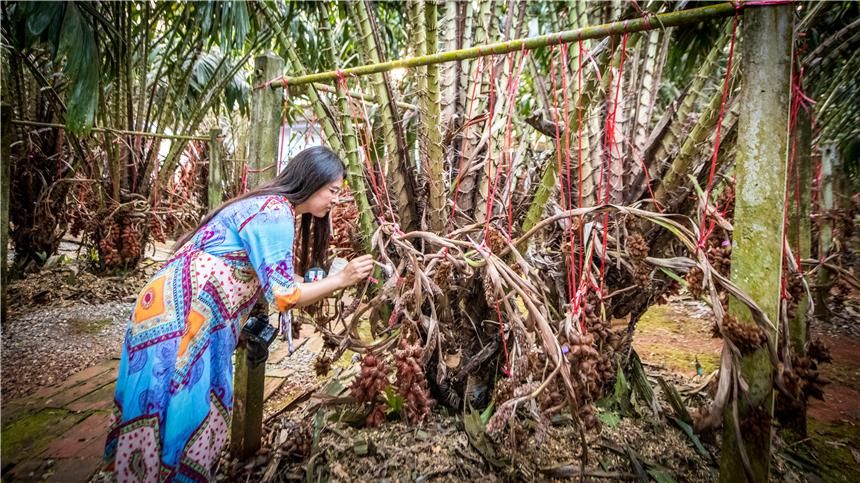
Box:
[293,255,373,307]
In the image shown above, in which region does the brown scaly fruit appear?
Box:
[686,267,705,300]
[485,226,507,254]
[394,339,435,424]
[627,232,649,260]
[280,420,312,460]
[314,355,332,377]
[628,232,651,287]
[350,353,390,404]
[722,315,767,354]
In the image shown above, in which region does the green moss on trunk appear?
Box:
[719,6,793,482]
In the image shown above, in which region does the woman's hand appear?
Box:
[337,254,374,288]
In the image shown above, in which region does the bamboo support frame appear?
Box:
[267,2,738,88]
[11,119,213,142]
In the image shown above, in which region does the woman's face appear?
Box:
[302,178,343,217]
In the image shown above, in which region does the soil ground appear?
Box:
[1,241,858,481]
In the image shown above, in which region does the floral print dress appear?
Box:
[104,195,301,482]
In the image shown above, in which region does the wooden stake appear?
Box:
[208,128,223,211]
[783,100,812,438]
[230,54,283,460]
[247,53,284,189]
[815,143,839,322]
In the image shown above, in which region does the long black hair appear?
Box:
[175,146,345,273]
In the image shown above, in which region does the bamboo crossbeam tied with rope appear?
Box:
[263,2,746,89]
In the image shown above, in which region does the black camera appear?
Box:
[240,315,277,367]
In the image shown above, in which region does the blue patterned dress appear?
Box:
[104,195,301,482]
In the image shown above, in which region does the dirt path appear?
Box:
[635,297,860,481]
[633,297,723,376]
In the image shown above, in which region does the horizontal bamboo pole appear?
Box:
[11,119,214,142]
[268,2,738,88]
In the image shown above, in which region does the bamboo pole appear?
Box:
[719,5,793,482]
[267,2,738,88]
[10,119,212,141]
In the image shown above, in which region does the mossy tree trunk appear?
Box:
[719,5,793,482]
[815,143,839,322]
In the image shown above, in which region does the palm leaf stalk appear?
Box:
[406,0,429,176]
[424,0,447,232]
[258,1,344,159]
[438,1,461,132]
[476,1,529,226]
[452,0,495,224]
[605,35,632,205]
[348,0,419,233]
[652,57,741,211]
[626,28,667,188]
[322,2,375,252]
[521,39,617,233]
[640,24,732,195]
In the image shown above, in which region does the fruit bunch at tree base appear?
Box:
[350,352,391,427]
[394,339,435,424]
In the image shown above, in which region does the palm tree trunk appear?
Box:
[719,6,793,480]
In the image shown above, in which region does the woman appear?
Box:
[104,146,373,482]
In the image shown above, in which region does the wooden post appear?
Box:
[246,53,284,189]
[207,128,223,210]
[229,329,267,459]
[814,143,838,322]
[1,104,11,323]
[719,5,793,482]
[230,53,283,460]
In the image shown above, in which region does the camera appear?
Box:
[239,315,277,367]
